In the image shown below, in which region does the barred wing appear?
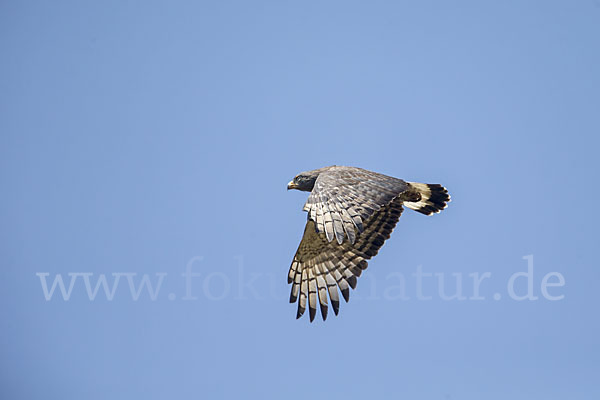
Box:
[288,198,404,322]
[303,167,409,245]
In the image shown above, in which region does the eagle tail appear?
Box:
[404,182,450,215]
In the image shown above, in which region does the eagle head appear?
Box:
[287,172,318,192]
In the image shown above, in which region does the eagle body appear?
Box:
[287,166,450,321]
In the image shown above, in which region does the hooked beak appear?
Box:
[287,180,298,190]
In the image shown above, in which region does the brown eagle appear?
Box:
[287,166,450,321]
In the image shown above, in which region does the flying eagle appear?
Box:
[287,166,450,322]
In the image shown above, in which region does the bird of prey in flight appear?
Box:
[287,166,450,322]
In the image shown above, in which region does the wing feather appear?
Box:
[314,263,329,320]
[307,267,318,322]
[288,199,404,321]
[328,199,347,245]
[304,167,409,243]
[297,267,308,319]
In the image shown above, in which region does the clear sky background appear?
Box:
[1,1,599,399]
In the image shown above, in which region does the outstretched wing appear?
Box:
[288,198,404,321]
[302,167,410,245]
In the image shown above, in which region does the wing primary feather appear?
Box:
[324,275,339,315]
[287,261,298,284]
[289,261,304,303]
[326,260,350,302]
[307,267,318,322]
[320,259,340,315]
[297,267,308,319]
[337,260,358,289]
[314,263,329,321]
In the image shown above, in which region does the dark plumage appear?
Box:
[287,166,450,321]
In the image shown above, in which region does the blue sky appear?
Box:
[1,1,599,399]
